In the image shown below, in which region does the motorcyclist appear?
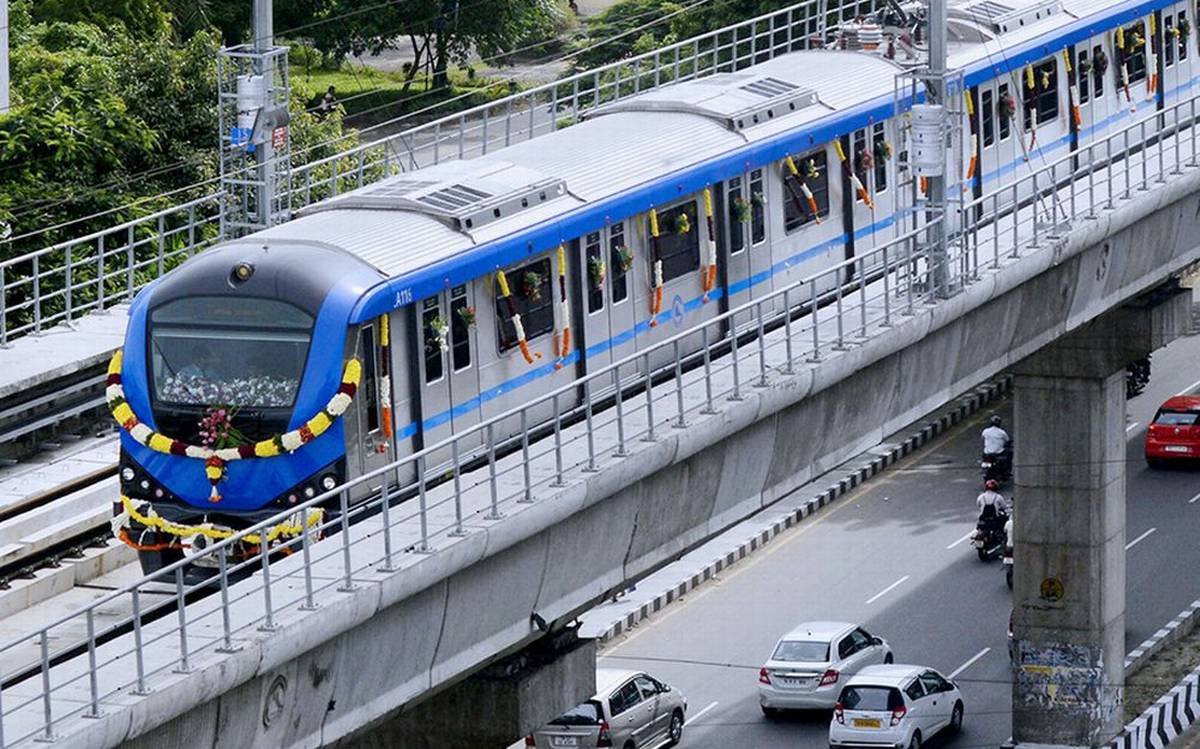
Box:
[977,479,1011,521]
[981,415,1013,478]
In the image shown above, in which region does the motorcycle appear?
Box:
[971,512,1008,562]
[980,444,1014,483]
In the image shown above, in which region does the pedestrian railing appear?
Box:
[0,195,223,347]
[4,88,1200,746]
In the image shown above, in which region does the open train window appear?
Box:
[422,297,444,384]
[1180,11,1190,60]
[585,232,605,314]
[496,257,554,353]
[360,325,381,432]
[872,123,888,192]
[728,176,746,255]
[1022,58,1058,130]
[609,223,629,304]
[998,83,1011,141]
[1165,16,1176,67]
[1092,44,1105,97]
[981,89,995,146]
[1124,22,1148,83]
[450,285,471,372]
[651,201,700,283]
[750,170,766,244]
[1077,50,1090,103]
[783,149,829,233]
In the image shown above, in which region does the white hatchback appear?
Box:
[758,621,893,713]
[829,665,964,749]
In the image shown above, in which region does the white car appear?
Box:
[829,665,964,749]
[758,621,893,714]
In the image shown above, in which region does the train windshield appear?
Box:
[149,296,314,409]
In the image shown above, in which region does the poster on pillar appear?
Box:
[1016,640,1121,723]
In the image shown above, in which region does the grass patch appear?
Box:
[289,45,520,124]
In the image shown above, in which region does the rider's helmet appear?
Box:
[985,479,999,491]
[990,415,1003,427]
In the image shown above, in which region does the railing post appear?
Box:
[174,567,191,673]
[65,245,73,324]
[300,516,319,608]
[40,631,54,741]
[729,310,744,400]
[259,538,277,629]
[550,396,565,487]
[857,257,868,337]
[32,255,41,334]
[520,409,535,499]
[157,215,167,276]
[97,234,106,312]
[701,324,717,413]
[216,547,239,650]
[126,225,135,299]
[783,288,795,371]
[450,442,467,535]
[1,265,7,346]
[755,301,768,387]
[881,246,892,327]
[131,588,150,695]
[808,281,822,360]
[85,609,101,718]
[833,276,847,349]
[417,455,430,550]
[642,352,657,440]
[673,340,687,427]
[584,379,598,471]
[337,489,356,591]
[905,235,917,314]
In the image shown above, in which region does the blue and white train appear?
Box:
[114,0,1200,571]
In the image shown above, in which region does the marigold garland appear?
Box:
[116,495,323,547]
[378,314,394,441]
[555,244,572,370]
[834,139,874,209]
[783,156,821,223]
[1063,50,1083,129]
[497,269,539,364]
[107,350,361,503]
[648,208,664,326]
[701,188,718,301]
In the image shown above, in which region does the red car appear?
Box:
[1145,396,1200,466]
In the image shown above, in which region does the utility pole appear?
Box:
[253,0,275,229]
[927,0,949,297]
[1,0,10,115]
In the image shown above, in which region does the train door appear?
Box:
[606,221,637,368]
[353,322,391,482]
[847,128,881,264]
[415,287,482,467]
[1162,7,1188,125]
[723,173,767,309]
[581,231,611,370]
[773,144,840,296]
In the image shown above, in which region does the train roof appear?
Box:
[249,0,1165,323]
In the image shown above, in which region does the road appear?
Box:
[598,315,1200,748]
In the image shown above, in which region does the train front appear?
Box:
[109,242,381,574]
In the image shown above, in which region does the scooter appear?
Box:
[980,445,1014,483]
[1002,517,1014,588]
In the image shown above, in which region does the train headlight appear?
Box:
[303,486,316,499]
[121,467,135,482]
[320,474,338,491]
[139,480,150,490]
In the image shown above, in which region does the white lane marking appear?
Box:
[1126,422,1140,433]
[948,647,991,679]
[1177,378,1200,396]
[1189,492,1200,504]
[947,530,976,550]
[1126,527,1157,550]
[866,575,910,605]
[689,701,719,724]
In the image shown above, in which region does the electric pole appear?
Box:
[1,0,10,115]
[928,0,949,297]
[254,0,275,229]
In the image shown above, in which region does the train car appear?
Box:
[110,0,1200,573]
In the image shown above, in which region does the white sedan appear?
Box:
[829,665,964,749]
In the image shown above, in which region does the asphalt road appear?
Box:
[598,322,1200,749]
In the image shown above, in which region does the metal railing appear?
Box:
[0,195,223,347]
[0,0,880,347]
[5,88,1200,745]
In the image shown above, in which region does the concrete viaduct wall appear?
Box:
[109,176,1200,749]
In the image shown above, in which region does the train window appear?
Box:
[585,232,605,314]
[750,170,766,245]
[872,123,888,192]
[728,176,746,255]
[1022,58,1058,130]
[360,325,381,432]
[1124,22,1148,83]
[1180,12,1189,60]
[1092,45,1105,97]
[981,89,995,146]
[852,130,869,200]
[783,149,830,233]
[496,257,554,353]
[450,285,471,372]
[652,201,700,283]
[998,83,1011,141]
[422,298,444,384]
[1165,16,1176,66]
[609,223,629,304]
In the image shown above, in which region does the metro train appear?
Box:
[111,0,1200,572]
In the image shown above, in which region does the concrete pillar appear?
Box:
[1011,288,1190,748]
[341,631,596,749]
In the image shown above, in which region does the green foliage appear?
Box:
[26,0,172,39]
